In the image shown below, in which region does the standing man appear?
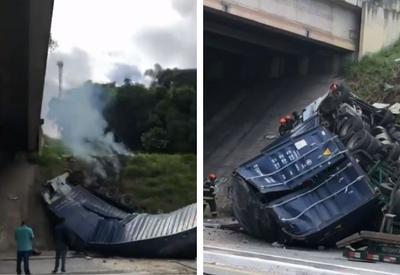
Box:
[15,221,34,275]
[52,218,68,274]
[204,173,218,217]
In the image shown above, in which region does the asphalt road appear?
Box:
[0,251,196,274]
[204,227,400,275]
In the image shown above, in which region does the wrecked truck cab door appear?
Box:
[232,122,380,245]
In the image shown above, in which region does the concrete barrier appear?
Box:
[359,0,400,58]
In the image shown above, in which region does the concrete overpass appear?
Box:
[0,0,53,160]
[205,0,400,60]
[205,0,360,51]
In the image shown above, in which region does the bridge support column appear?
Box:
[298,56,309,76]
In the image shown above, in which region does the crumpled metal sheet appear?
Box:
[42,174,196,258]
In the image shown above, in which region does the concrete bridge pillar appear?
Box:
[298,56,310,76]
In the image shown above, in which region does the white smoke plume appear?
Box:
[47,82,131,178]
[42,48,133,178]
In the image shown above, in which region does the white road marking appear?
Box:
[204,245,400,275]
[205,250,357,275]
[204,263,266,275]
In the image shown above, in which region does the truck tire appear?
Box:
[347,129,372,151]
[339,116,364,142]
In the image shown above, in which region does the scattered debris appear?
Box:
[264,134,278,140]
[7,194,19,200]
[204,223,222,229]
[220,222,241,231]
[372,103,390,109]
[389,103,400,115]
[272,242,284,248]
[384,83,395,92]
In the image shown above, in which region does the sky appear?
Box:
[42,0,197,136]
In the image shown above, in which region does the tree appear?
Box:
[141,127,169,152]
[101,67,196,153]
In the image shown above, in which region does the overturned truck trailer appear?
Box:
[42,174,196,258]
[231,84,400,246]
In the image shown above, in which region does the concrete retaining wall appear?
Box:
[359,0,400,58]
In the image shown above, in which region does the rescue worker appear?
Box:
[204,173,218,217]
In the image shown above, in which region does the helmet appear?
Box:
[208,173,217,181]
[329,83,338,93]
[279,117,287,125]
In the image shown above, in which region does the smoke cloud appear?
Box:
[42,48,93,137]
[43,48,131,178]
[47,83,130,177]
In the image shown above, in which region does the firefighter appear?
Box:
[204,173,217,217]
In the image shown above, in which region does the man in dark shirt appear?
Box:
[52,218,68,274]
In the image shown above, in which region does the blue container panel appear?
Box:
[44,183,197,258]
[269,159,376,237]
[51,199,101,242]
[237,127,346,193]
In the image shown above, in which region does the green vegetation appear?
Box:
[103,67,196,153]
[37,136,70,180]
[345,39,400,103]
[120,154,196,212]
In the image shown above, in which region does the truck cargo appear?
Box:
[231,83,400,246]
[42,173,197,258]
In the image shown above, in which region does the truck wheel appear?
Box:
[339,116,363,142]
[347,129,372,151]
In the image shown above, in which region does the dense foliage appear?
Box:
[103,68,196,153]
[345,39,400,104]
[120,154,196,212]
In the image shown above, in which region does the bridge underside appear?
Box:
[204,7,354,121]
[0,0,53,159]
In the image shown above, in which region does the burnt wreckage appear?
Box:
[231,83,400,246]
[42,173,196,258]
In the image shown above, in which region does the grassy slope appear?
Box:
[120,153,196,213]
[37,136,70,181]
[345,39,400,103]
